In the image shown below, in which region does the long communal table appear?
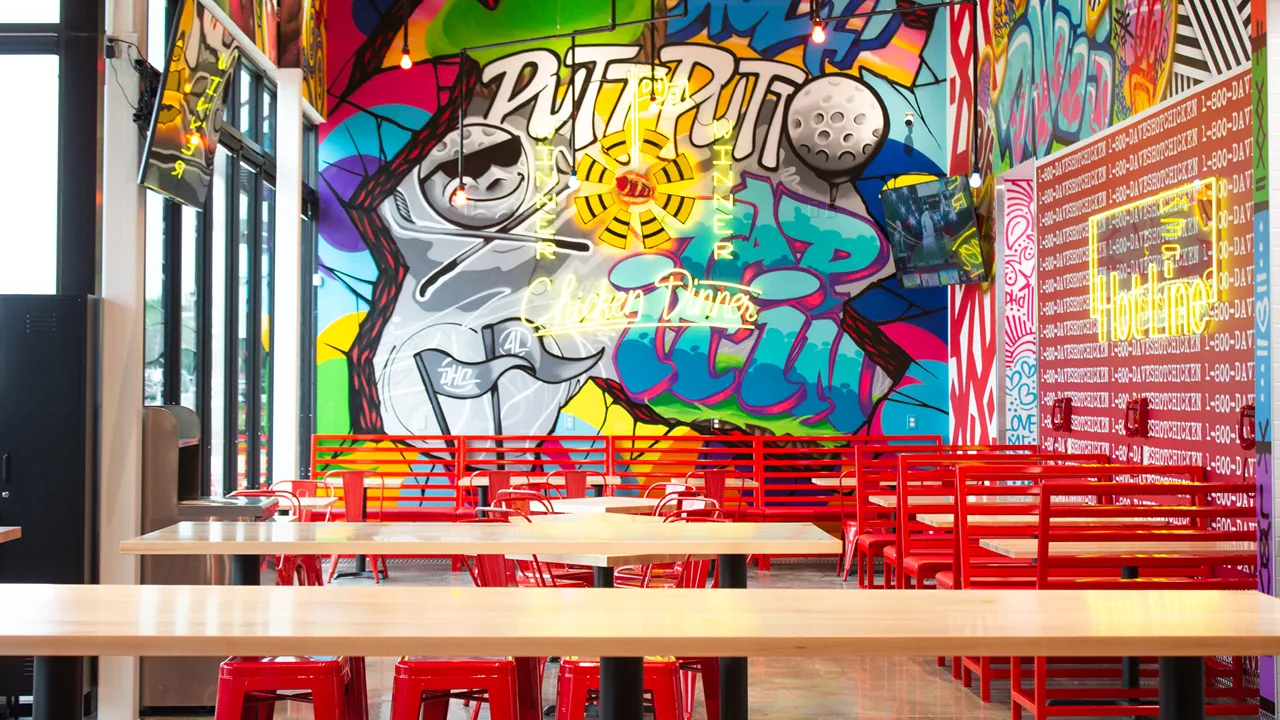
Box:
[8,585,1280,720]
[121,520,839,720]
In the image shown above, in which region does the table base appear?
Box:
[33,657,81,720]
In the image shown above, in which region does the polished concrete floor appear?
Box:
[302,560,1013,720]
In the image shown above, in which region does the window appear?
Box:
[298,122,319,477]
[209,64,276,493]
[0,55,59,294]
[144,192,167,405]
[0,1,59,23]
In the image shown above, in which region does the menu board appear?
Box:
[138,0,240,207]
[1037,66,1254,489]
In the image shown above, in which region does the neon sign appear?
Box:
[175,50,235,178]
[712,119,735,260]
[534,138,558,260]
[1088,178,1219,342]
[520,269,760,337]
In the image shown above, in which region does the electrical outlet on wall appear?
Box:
[566,415,575,430]
[907,414,917,429]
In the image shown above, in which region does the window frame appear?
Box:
[0,0,102,296]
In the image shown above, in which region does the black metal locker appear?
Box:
[0,294,99,700]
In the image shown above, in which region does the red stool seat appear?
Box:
[392,656,519,720]
[216,656,367,720]
[556,657,682,720]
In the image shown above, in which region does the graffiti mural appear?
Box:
[279,0,326,116]
[318,0,953,449]
[1002,175,1036,445]
[987,0,1251,174]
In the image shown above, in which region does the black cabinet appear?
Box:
[0,295,98,698]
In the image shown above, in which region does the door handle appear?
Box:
[0,453,8,484]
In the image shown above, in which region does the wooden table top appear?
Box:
[120,521,839,557]
[980,538,1258,559]
[808,478,895,488]
[4,585,1280,658]
[293,497,339,508]
[0,527,19,544]
[916,514,1165,529]
[547,497,660,515]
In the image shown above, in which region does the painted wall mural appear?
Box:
[317,0,954,448]
[279,0,327,116]
[206,0,278,63]
[947,0,998,446]
[1001,174,1037,445]
[986,0,1250,175]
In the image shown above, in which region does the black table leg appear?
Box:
[1121,566,1139,692]
[719,553,749,720]
[594,566,615,588]
[33,657,81,720]
[232,554,261,586]
[1158,657,1204,720]
[600,657,644,720]
[593,565,644,720]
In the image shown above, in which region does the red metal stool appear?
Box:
[391,656,519,720]
[215,656,367,720]
[555,657,682,720]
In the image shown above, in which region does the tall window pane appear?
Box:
[0,56,59,293]
[180,205,202,411]
[260,183,275,485]
[143,192,166,405]
[236,164,255,490]
[0,2,59,22]
[208,155,230,496]
[147,0,169,71]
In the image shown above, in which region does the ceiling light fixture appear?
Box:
[400,19,412,70]
[809,3,826,43]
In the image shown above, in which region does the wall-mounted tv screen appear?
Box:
[138,0,240,207]
[880,175,987,288]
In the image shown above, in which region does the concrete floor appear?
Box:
[298,560,1013,720]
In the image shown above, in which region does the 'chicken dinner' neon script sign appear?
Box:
[520,269,760,338]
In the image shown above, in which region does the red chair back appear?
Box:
[492,489,557,515]
[1033,480,1256,589]
[339,470,368,523]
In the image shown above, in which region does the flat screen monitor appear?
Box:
[138,0,240,207]
[880,175,987,288]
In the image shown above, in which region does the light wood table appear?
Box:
[120,520,835,558]
[0,527,20,544]
[917,514,1165,529]
[14,585,1280,720]
[122,520,836,720]
[548,497,660,515]
[980,538,1257,560]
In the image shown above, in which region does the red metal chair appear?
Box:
[270,479,337,522]
[215,656,367,720]
[544,469,590,498]
[462,508,588,588]
[491,489,557,516]
[391,657,519,720]
[324,470,390,583]
[555,657,682,720]
[227,490,322,587]
[1007,480,1256,720]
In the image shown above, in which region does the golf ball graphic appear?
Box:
[785,74,888,184]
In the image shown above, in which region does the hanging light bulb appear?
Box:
[969,171,982,189]
[450,185,468,206]
[399,20,412,70]
[811,20,826,43]
[568,172,580,190]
